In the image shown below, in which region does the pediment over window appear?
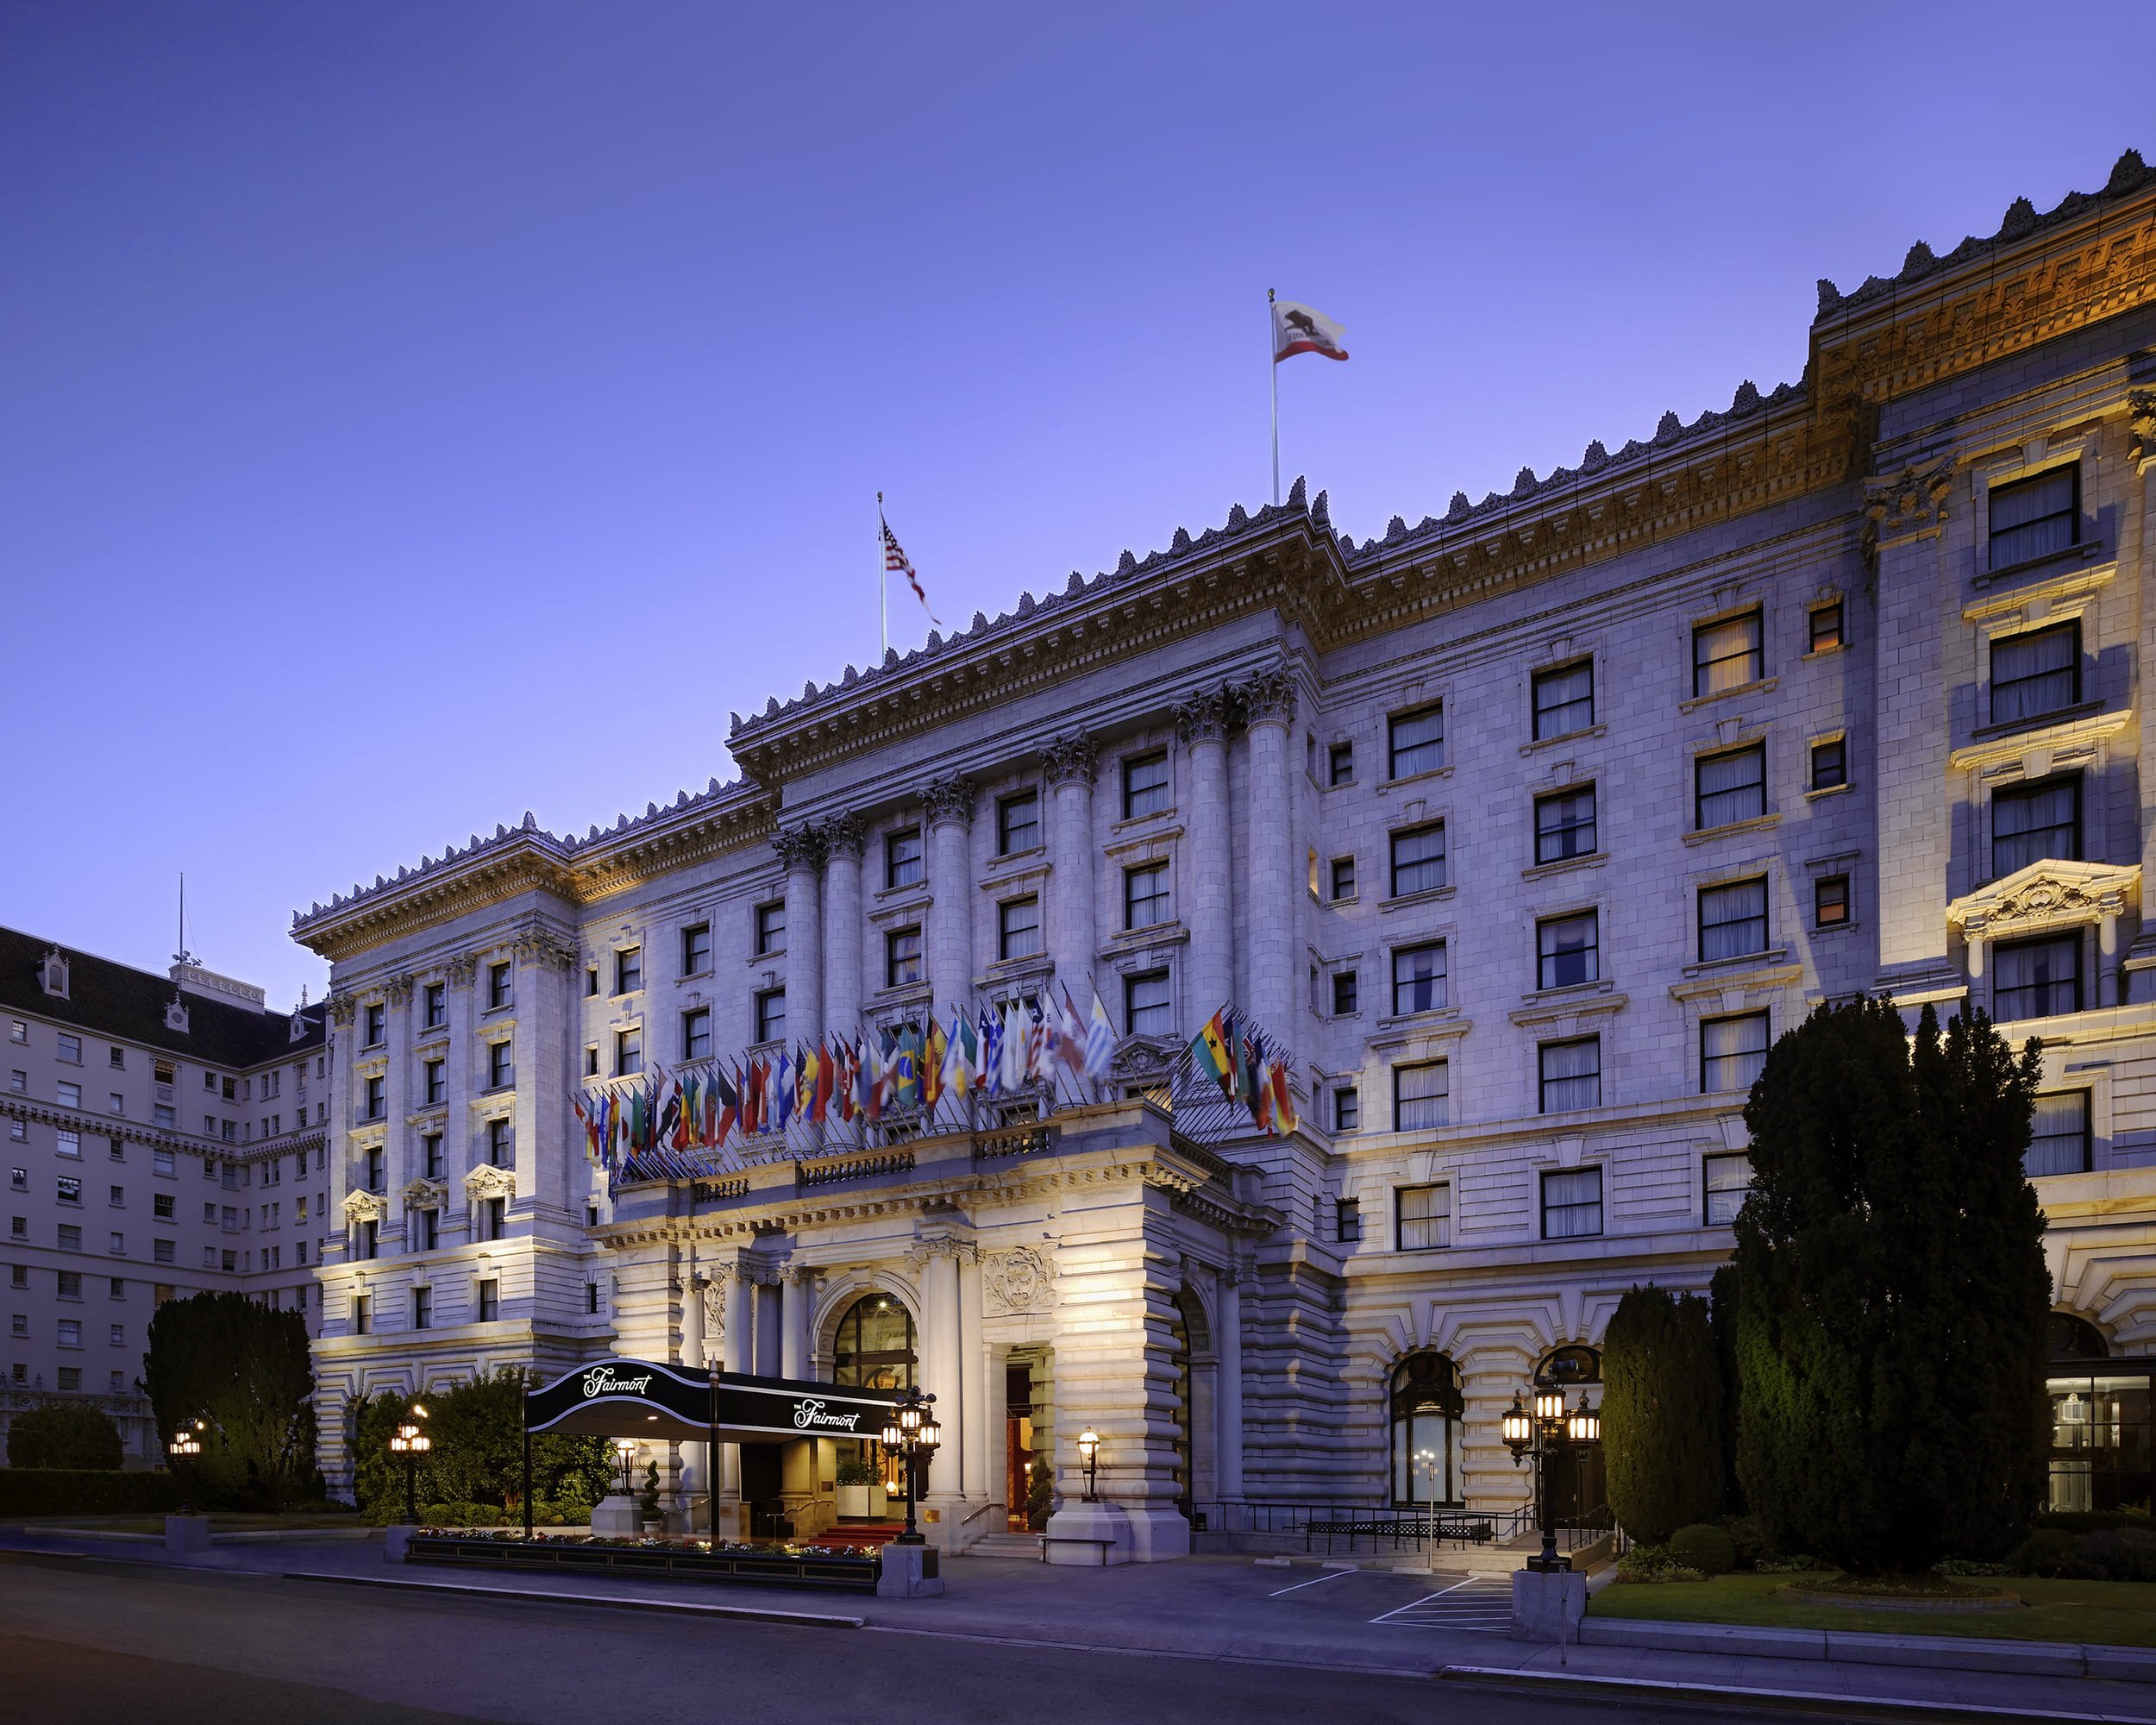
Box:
[342,1189,386,1225]
[1946,859,2140,938]
[463,1164,516,1201]
[400,1178,448,1211]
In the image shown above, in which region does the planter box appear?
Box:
[402,1534,879,1591]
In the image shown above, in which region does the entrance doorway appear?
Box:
[1170,1295,1195,1521]
[1537,1345,1605,1523]
[1006,1362,1037,1532]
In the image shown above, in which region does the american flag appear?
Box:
[881,517,938,624]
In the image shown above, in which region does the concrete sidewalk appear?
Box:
[6,1526,2153,1721]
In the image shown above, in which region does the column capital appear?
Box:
[2128,388,2154,472]
[1040,731,1099,787]
[1236,662,1299,729]
[444,952,479,989]
[922,775,976,829]
[383,973,416,1007]
[819,812,866,860]
[774,823,829,873]
[1173,687,1233,745]
[325,992,360,1027]
[511,923,575,971]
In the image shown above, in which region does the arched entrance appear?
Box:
[1536,1345,1604,1523]
[1389,1353,1463,1507]
[821,1294,917,1522]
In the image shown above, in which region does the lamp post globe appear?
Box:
[884,1385,939,1546]
[1075,1427,1100,1502]
[614,1437,636,1499]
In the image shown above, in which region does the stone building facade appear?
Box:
[0,926,328,1463]
[293,154,2156,1545]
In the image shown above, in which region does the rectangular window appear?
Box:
[488,1118,512,1167]
[1388,823,1446,896]
[423,982,447,1027]
[1541,1166,1604,1239]
[2026,1091,2093,1177]
[1815,875,1850,929]
[1695,743,1766,830]
[1990,621,2081,725]
[1992,777,2079,877]
[1808,601,1845,654]
[1693,610,1763,696]
[1989,465,2078,569]
[979,897,1036,966]
[997,790,1039,856]
[108,1184,122,1208]
[586,1282,600,1315]
[423,1059,446,1106]
[615,1027,643,1076]
[353,1294,370,1335]
[1539,1037,1601,1113]
[154,1193,173,1219]
[586,965,599,997]
[1393,1061,1450,1132]
[59,1224,82,1251]
[422,1133,442,1179]
[1995,933,2082,1021]
[58,1033,82,1063]
[1124,969,1171,1037]
[614,947,642,994]
[1388,704,1445,779]
[680,922,712,975]
[1698,876,1768,961]
[479,1279,500,1322]
[1332,1087,1359,1132]
[154,1239,173,1264]
[755,988,786,1044]
[58,1270,81,1297]
[1536,911,1599,989]
[58,1082,81,1109]
[1532,659,1595,739]
[1533,786,1597,863]
[58,1318,81,1347]
[363,1003,385,1046]
[487,962,512,1010]
[1123,862,1170,931]
[417,1208,437,1251]
[887,925,924,987]
[154,1149,172,1176]
[1121,751,1169,820]
[755,900,786,955]
[1809,737,1846,791]
[107,1093,123,1115]
[885,827,924,890]
[681,1008,712,1063]
[1329,856,1356,900]
[412,1287,432,1330]
[58,1176,81,1204]
[363,1076,385,1120]
[1701,1011,1771,1094]
[1704,1153,1753,1226]
[1327,742,1354,786]
[488,1041,513,1088]
[1390,943,1448,1016]
[57,1129,80,1158]
[484,1197,506,1241]
[1331,970,1358,1016]
[1395,1182,1451,1251]
[1334,1196,1363,1242]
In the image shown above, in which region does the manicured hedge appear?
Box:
[0,1467,185,1517]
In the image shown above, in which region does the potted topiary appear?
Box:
[639,1461,663,1535]
[835,1455,876,1518]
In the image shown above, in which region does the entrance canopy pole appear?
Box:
[521,1383,534,1542]
[709,1364,722,1545]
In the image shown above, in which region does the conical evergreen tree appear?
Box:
[1603,1284,1723,1543]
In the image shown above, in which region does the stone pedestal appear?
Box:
[875,1540,945,1598]
[164,1514,210,1554]
[1510,1568,1585,1640]
[590,1492,641,1535]
[382,1523,416,1562]
[1043,1500,1132,1565]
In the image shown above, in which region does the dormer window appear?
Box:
[40,950,69,999]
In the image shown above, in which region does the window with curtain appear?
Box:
[1395,1182,1451,1250]
[1695,744,1766,829]
[1389,824,1446,896]
[1698,877,1768,961]
[1389,1353,1462,1506]
[1992,777,2079,877]
[1700,1012,1770,1094]
[1539,1037,1601,1113]
[1388,705,1445,779]
[1995,934,2082,1021]
[1693,611,1762,696]
[1534,786,1597,863]
[1540,1166,1604,1239]
[2026,1092,2092,1177]
[1393,1061,1449,1132]
[1989,466,2078,569]
[1391,943,1448,1015]
[1536,912,1599,989]
[1532,660,1594,739]
[1703,1153,1752,1225]
[1990,622,2081,724]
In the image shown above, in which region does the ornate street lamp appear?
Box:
[388,1414,432,1524]
[614,1437,637,1500]
[1075,1427,1100,1502]
[880,1385,941,1546]
[1501,1387,1599,1573]
[166,1418,204,1515]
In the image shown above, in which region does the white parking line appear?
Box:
[1266,1567,1357,1597]
[1366,1576,1480,1623]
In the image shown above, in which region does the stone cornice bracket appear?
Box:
[1237,662,1299,729]
[463,1164,517,1201]
[819,812,866,860]
[325,993,359,1028]
[512,924,576,972]
[2130,389,2156,475]
[444,953,479,988]
[384,974,415,1007]
[1173,687,1233,746]
[773,824,829,874]
[341,1189,386,1225]
[1039,731,1100,787]
[921,775,976,829]
[1861,461,1955,566]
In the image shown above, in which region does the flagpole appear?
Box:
[1268,288,1279,508]
[877,491,888,662]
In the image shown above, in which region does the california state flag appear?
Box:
[1271,298,1348,363]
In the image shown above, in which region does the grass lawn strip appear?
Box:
[1589,1569,2156,1648]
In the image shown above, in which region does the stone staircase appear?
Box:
[958,1530,1044,1559]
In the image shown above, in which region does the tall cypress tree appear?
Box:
[1603,1284,1723,1543]
[1734,999,2046,1571]
[142,1290,317,1509]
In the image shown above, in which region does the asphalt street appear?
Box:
[0,1559,1847,1725]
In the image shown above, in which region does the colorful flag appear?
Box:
[1192,1010,1233,1093]
[657,1076,682,1151]
[1271,298,1349,363]
[1268,1053,1299,1134]
[881,511,938,625]
[1085,989,1116,1084]
[1054,986,1089,1082]
[981,1007,1003,1097]
[714,1063,740,1146]
[775,1047,796,1130]
[1000,1000,1028,1094]
[940,1007,975,1099]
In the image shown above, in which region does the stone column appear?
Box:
[1216,1265,1245,1502]
[442,954,477,1241]
[510,925,575,1222]
[323,993,360,1273]
[924,777,976,1016]
[718,1264,750,1530]
[780,1265,811,1380]
[821,815,865,1040]
[1239,665,1299,1038]
[1043,734,1100,1000]
[917,1239,967,1527]
[774,826,825,1057]
[1176,690,1234,1020]
[382,975,414,1248]
[2128,390,2156,1002]
[959,1246,990,1506]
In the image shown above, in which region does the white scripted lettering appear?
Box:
[581,1365,655,1400]
[791,1396,862,1432]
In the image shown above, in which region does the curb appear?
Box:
[1581,1615,2156,1684]
[1438,1665,2138,1723]
[278,1569,865,1629]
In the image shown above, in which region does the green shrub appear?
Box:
[835,1457,877,1487]
[1670,1522,1738,1575]
[2036,1508,2151,1535]
[1717,1514,1772,1569]
[1616,1543,1706,1584]
[0,1467,184,1516]
[1934,1557,2015,1577]
[7,1403,125,1471]
[2071,1528,2156,1582]
[1752,1554,1821,1573]
[1603,1285,1724,1543]
[2009,1527,2079,1577]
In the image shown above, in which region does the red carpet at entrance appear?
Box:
[817,1523,906,1551]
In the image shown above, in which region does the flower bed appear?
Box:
[402,1529,880,1590]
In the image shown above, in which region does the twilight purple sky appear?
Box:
[4,3,2150,1008]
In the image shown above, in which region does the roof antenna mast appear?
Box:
[175,872,197,970]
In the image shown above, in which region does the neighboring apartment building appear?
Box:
[292,154,2156,1548]
[0,927,328,1463]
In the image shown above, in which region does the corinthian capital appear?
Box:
[325,993,359,1027]
[1237,663,1299,729]
[922,775,976,828]
[1040,732,1099,787]
[773,824,829,873]
[819,812,866,860]
[384,974,416,1007]
[1173,687,1232,745]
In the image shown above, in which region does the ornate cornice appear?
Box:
[383,974,415,1007]
[773,824,828,874]
[511,922,576,972]
[444,953,479,988]
[1039,731,1099,787]
[922,775,976,829]
[1173,687,1233,746]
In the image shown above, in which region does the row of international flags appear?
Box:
[573,993,1301,1189]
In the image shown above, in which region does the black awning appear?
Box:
[524,1358,902,1446]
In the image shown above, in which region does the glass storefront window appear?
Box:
[1389,1353,1462,1507]
[831,1295,916,1392]
[2047,1371,2153,1513]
